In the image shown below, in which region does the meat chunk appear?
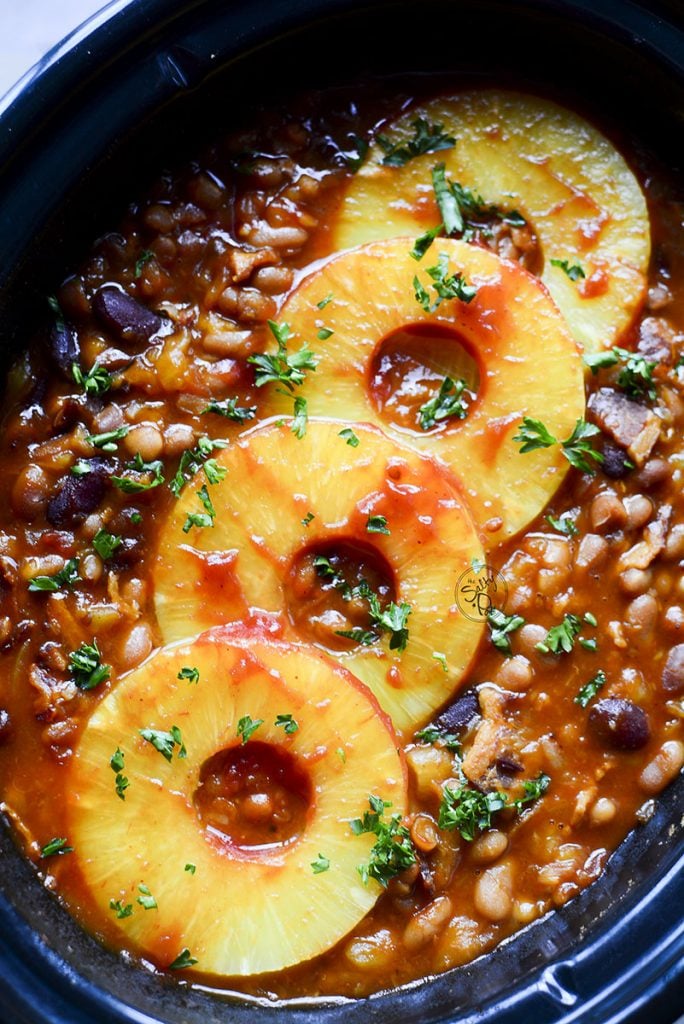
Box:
[638,316,678,364]
[588,388,661,466]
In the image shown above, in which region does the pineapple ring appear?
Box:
[260,238,586,547]
[68,626,407,977]
[153,419,485,736]
[333,90,650,354]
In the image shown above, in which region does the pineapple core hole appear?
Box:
[285,539,396,653]
[369,323,481,434]
[194,742,312,850]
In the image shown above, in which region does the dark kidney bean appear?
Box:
[588,698,650,751]
[48,320,79,375]
[46,461,109,527]
[436,688,480,733]
[111,537,143,569]
[601,441,633,479]
[662,644,684,695]
[93,284,162,345]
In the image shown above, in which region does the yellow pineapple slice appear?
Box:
[153,419,485,735]
[68,626,407,977]
[260,238,585,547]
[334,90,650,353]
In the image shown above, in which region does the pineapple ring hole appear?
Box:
[193,741,312,851]
[368,323,482,434]
[285,539,396,653]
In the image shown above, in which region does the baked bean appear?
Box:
[81,553,103,583]
[664,523,684,561]
[623,494,653,530]
[187,172,224,211]
[123,423,164,462]
[471,830,508,865]
[518,624,551,658]
[634,458,671,489]
[575,533,609,570]
[248,223,309,249]
[143,203,175,233]
[118,622,153,670]
[625,593,659,635]
[252,265,294,294]
[474,862,513,922]
[618,568,653,596]
[590,797,617,825]
[345,929,396,970]
[11,466,51,520]
[403,896,453,952]
[662,644,684,694]
[20,554,65,581]
[236,288,277,323]
[664,606,684,634]
[493,655,533,692]
[163,423,196,456]
[638,740,684,794]
[409,813,439,852]
[590,491,627,532]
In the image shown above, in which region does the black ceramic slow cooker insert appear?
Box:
[0,1,682,1022]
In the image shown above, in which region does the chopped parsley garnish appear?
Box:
[535,612,597,655]
[291,395,308,439]
[71,460,92,476]
[432,162,463,235]
[134,249,154,278]
[545,513,579,537]
[275,713,299,734]
[47,294,64,325]
[551,258,586,281]
[311,853,330,874]
[184,863,196,874]
[237,715,263,744]
[414,723,460,753]
[341,133,369,172]
[86,426,129,452]
[317,327,334,341]
[177,666,199,684]
[170,436,228,498]
[112,453,165,493]
[168,948,198,971]
[336,747,347,763]
[414,252,477,313]
[139,725,187,762]
[109,899,133,919]
[487,609,526,656]
[336,626,378,646]
[315,559,412,652]
[366,514,390,535]
[28,558,80,593]
[377,118,456,167]
[574,669,607,708]
[72,361,113,397]
[513,416,603,474]
[110,748,129,800]
[439,773,550,841]
[350,795,417,887]
[432,651,448,673]
[69,640,111,690]
[584,347,658,402]
[40,837,74,858]
[410,223,444,261]
[130,511,142,524]
[301,512,315,526]
[92,529,122,561]
[316,294,333,310]
[418,376,469,430]
[182,484,216,533]
[248,320,318,392]
[338,427,359,447]
[137,884,157,910]
[203,397,256,423]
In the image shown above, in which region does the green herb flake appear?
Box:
[69,640,111,691]
[71,460,92,477]
[237,714,263,745]
[584,347,658,402]
[203,397,256,423]
[545,513,579,537]
[377,117,456,167]
[40,837,74,858]
[168,948,198,971]
[248,320,318,392]
[291,395,308,439]
[137,883,157,910]
[487,609,526,656]
[438,785,507,841]
[28,558,80,593]
[350,795,417,887]
[311,853,330,874]
[410,223,443,261]
[418,376,469,430]
[338,427,359,447]
[134,250,154,278]
[512,772,551,811]
[551,258,586,281]
[130,511,142,524]
[414,723,461,753]
[414,252,477,313]
[184,863,196,875]
[170,436,228,498]
[183,484,216,534]
[316,293,333,310]
[432,162,463,235]
[72,361,113,397]
[432,651,448,673]
[514,417,603,475]
[177,666,200,684]
[336,747,347,763]
[535,613,590,655]
[275,713,299,734]
[112,454,165,493]
[301,512,315,527]
[574,669,607,708]
[139,725,186,762]
[92,529,122,561]
[86,425,130,453]
[109,899,133,919]
[317,327,334,341]
[110,749,130,801]
[366,514,390,535]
